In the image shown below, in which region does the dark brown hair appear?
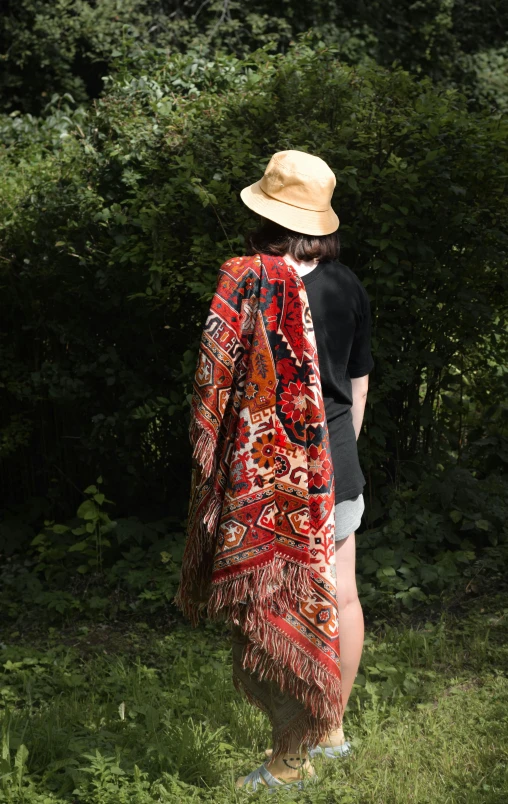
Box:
[246,218,340,262]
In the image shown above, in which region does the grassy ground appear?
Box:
[0,587,507,804]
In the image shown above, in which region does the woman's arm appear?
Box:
[351,374,369,441]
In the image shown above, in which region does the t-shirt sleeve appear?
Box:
[347,285,375,378]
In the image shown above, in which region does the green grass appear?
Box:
[0,591,507,803]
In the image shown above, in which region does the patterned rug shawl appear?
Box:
[174,253,343,756]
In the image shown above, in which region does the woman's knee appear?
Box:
[334,532,360,610]
[336,581,360,611]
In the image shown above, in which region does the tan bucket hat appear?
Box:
[240,150,340,236]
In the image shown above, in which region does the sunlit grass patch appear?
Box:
[0,597,507,802]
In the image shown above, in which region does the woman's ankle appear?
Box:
[266,752,314,779]
[319,725,345,747]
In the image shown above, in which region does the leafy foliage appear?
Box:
[1,43,507,525]
[0,592,507,801]
[1,7,507,803]
[1,454,507,628]
[0,476,184,624]
[2,1,508,113]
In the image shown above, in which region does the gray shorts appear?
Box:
[334,493,365,541]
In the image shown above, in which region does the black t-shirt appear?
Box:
[302,260,375,504]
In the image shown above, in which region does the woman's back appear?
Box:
[290,258,375,503]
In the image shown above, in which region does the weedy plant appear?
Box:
[0,596,507,803]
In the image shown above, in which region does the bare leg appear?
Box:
[261,532,364,764]
[335,531,364,713]
[264,735,314,782]
[320,531,364,747]
[265,531,364,757]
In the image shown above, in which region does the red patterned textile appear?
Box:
[174,253,343,756]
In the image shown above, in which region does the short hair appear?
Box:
[246,218,340,262]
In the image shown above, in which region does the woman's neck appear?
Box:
[283,253,319,276]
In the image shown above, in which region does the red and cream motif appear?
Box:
[175,253,342,758]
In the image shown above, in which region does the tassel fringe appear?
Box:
[189,414,217,479]
[176,557,343,751]
[174,411,224,625]
[241,619,342,718]
[232,673,342,761]
[206,558,313,623]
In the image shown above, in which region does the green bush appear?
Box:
[0,475,185,624]
[358,463,508,612]
[0,0,155,113]
[1,463,506,626]
[2,1,508,114]
[1,43,507,526]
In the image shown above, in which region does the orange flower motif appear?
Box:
[245,381,258,400]
[250,432,275,470]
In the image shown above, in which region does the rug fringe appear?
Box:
[173,511,215,628]
[232,673,342,761]
[174,415,223,626]
[241,619,342,719]
[270,708,341,761]
[177,574,343,748]
[175,554,312,631]
[189,414,216,479]
[206,558,312,623]
[176,553,342,721]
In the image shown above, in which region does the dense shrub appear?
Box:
[1,43,507,526]
[1,1,508,114]
[0,0,154,113]
[1,461,507,625]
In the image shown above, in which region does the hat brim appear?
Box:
[240,180,339,236]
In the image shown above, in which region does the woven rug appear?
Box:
[174,253,343,756]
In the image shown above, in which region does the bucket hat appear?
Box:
[240,150,339,236]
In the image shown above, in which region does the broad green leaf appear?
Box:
[77,500,96,520]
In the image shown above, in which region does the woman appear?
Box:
[175,150,374,791]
